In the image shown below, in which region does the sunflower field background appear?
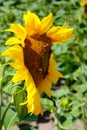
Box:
[0,0,87,130]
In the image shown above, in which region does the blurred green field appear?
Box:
[0,0,87,130]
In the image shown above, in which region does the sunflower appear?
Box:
[80,0,87,17]
[2,10,73,115]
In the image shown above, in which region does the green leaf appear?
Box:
[4,65,16,76]
[83,51,87,60]
[0,56,5,64]
[2,107,19,130]
[1,75,12,87]
[3,83,23,95]
[71,107,81,118]
[41,98,54,111]
[61,113,75,130]
[71,83,87,93]
[23,114,37,122]
[63,120,75,130]
[52,86,70,98]
[59,115,66,124]
[13,89,27,121]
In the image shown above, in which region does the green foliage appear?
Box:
[2,106,19,130]
[13,89,27,121]
[0,0,87,130]
[20,125,37,130]
[41,98,54,111]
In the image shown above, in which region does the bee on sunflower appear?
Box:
[2,10,73,115]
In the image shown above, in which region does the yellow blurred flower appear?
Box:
[80,0,87,17]
[2,10,73,115]
[60,97,69,109]
[80,0,87,6]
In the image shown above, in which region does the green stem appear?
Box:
[52,110,70,130]
[0,64,4,120]
[0,103,11,129]
[52,111,63,130]
[0,64,5,129]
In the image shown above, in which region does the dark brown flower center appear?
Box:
[23,34,52,86]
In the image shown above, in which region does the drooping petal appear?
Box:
[48,56,63,83]
[10,62,23,70]
[12,70,28,82]
[38,13,53,35]
[25,76,43,115]
[47,26,74,44]
[38,77,51,97]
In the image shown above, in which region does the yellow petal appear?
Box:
[38,77,51,97]
[12,70,28,82]
[47,26,74,43]
[5,37,21,45]
[1,45,23,61]
[10,62,23,70]
[23,10,40,35]
[38,54,63,97]
[48,56,63,82]
[25,73,43,115]
[38,13,53,34]
[24,10,40,27]
[26,83,43,115]
[20,100,28,105]
[20,86,40,112]
[11,24,26,38]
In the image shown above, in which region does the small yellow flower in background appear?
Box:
[80,0,87,17]
[60,97,69,109]
[2,10,73,115]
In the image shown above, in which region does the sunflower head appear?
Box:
[23,35,52,86]
[2,10,74,115]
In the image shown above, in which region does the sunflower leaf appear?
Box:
[13,90,27,121]
[2,106,19,130]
